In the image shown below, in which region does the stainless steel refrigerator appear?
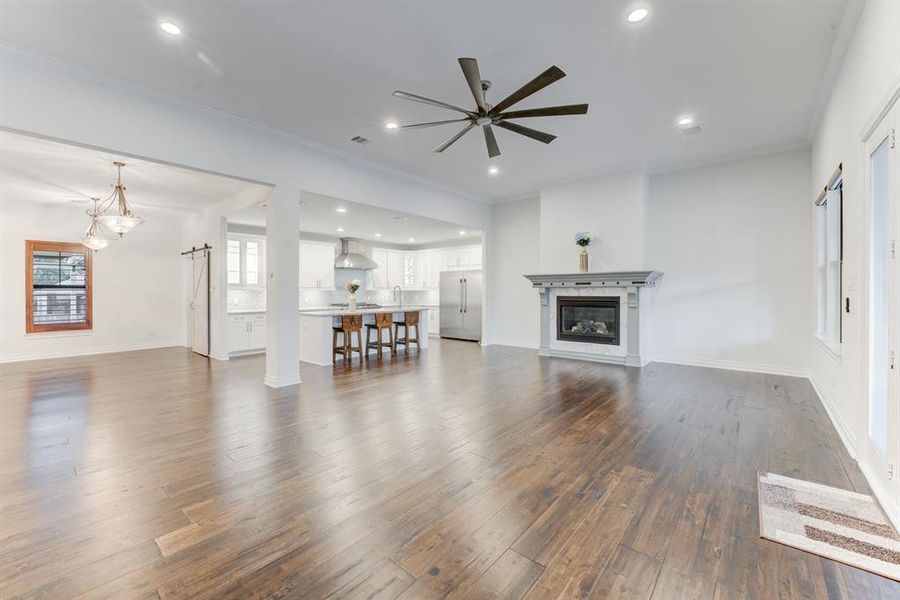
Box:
[440,270,482,341]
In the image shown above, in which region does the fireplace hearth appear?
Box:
[557,296,619,345]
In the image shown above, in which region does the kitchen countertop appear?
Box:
[298,305,432,317]
[227,309,266,314]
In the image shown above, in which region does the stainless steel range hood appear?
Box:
[334,237,378,270]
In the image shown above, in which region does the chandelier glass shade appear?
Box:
[80,161,143,250]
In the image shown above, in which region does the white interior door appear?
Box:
[865,102,898,504]
[191,249,210,357]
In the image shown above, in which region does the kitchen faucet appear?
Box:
[393,285,402,309]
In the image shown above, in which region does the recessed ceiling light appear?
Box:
[408,237,415,242]
[385,122,399,130]
[335,207,347,214]
[337,227,344,233]
[627,8,649,23]
[159,22,182,35]
[677,116,695,127]
[459,230,467,236]
[374,232,382,237]
[488,165,499,175]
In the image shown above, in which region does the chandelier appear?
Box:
[81,161,144,250]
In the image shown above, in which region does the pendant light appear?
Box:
[81,198,110,250]
[96,162,143,235]
[80,161,144,251]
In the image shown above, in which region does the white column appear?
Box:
[538,287,551,356]
[264,188,301,387]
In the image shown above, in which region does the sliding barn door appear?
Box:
[191,248,210,357]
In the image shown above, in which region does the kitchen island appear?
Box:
[299,306,430,365]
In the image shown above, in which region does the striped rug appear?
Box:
[758,472,900,580]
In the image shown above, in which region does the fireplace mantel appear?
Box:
[523,271,663,367]
[523,271,662,289]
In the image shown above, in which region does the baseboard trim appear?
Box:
[858,460,900,533]
[0,340,184,363]
[649,354,809,378]
[264,372,302,388]
[548,349,627,365]
[808,374,857,460]
[807,375,900,531]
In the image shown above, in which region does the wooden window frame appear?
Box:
[25,240,93,333]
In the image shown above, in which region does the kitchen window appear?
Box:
[815,165,842,351]
[227,236,265,288]
[26,240,92,333]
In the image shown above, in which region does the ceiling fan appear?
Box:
[391,58,588,158]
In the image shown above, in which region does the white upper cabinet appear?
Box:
[370,244,481,289]
[372,248,389,288]
[299,241,336,289]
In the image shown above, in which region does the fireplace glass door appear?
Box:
[557,296,620,345]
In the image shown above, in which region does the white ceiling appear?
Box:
[229,191,481,247]
[0,1,847,201]
[0,130,271,214]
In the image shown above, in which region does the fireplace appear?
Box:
[556,296,620,345]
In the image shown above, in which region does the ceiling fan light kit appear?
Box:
[391,58,589,159]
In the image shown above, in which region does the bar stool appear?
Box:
[393,311,421,353]
[365,312,395,357]
[332,314,363,364]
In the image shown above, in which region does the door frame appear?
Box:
[859,92,900,524]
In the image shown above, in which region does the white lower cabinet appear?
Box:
[228,313,266,353]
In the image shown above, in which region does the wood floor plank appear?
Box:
[0,342,897,599]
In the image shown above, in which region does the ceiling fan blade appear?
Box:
[483,125,501,158]
[392,90,475,116]
[494,120,557,144]
[399,118,471,130]
[434,123,477,153]
[489,65,566,115]
[497,104,589,119]
[458,58,487,114]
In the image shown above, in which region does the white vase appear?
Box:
[348,296,357,311]
[579,248,589,273]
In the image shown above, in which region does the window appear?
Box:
[816,167,842,349]
[227,236,265,287]
[26,240,92,333]
[245,241,259,285]
[227,240,241,285]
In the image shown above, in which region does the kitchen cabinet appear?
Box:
[444,245,482,270]
[299,241,335,289]
[372,248,407,288]
[228,313,266,353]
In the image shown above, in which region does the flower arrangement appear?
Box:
[575,232,592,247]
[346,279,362,295]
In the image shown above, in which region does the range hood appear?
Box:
[334,237,378,270]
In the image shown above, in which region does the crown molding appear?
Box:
[806,0,865,141]
[0,41,486,204]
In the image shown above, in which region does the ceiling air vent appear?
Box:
[683,126,702,136]
[350,135,370,145]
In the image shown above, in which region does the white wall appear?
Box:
[539,171,647,273]
[485,197,541,348]
[808,0,900,520]
[0,201,185,362]
[647,149,812,374]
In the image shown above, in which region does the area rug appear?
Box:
[758,471,900,581]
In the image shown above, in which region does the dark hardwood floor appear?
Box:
[1,340,897,599]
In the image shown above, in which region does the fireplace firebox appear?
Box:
[556,296,620,345]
